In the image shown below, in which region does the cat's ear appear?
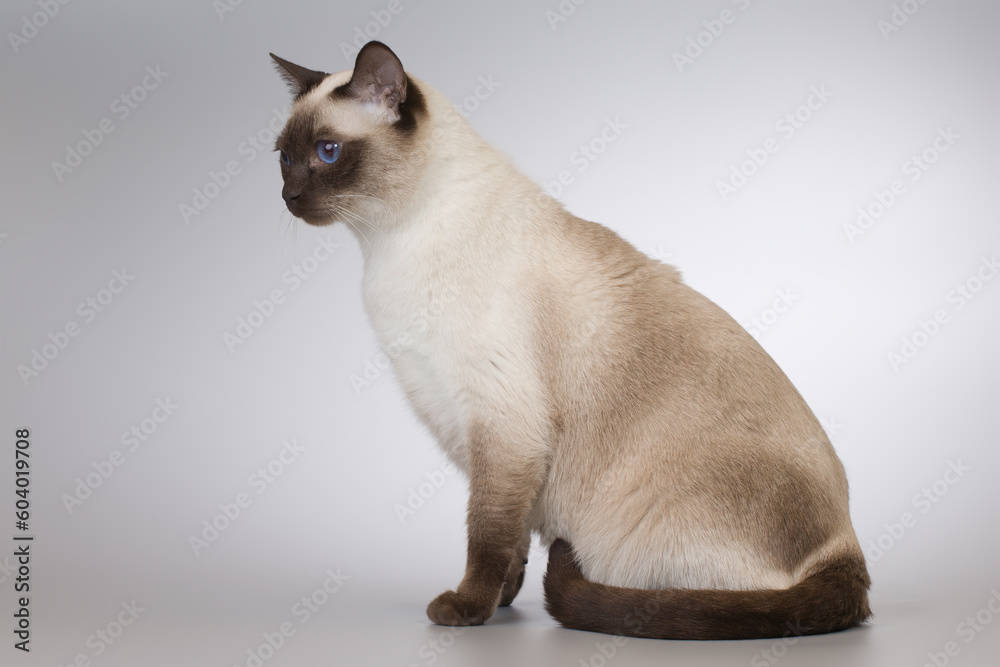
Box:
[269,53,328,99]
[339,41,408,121]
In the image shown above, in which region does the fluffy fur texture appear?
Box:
[271,41,871,639]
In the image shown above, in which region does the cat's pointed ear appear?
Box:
[269,53,328,99]
[339,41,407,121]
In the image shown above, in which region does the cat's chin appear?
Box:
[291,210,336,227]
[299,217,336,227]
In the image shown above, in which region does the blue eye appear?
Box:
[280,151,290,166]
[317,141,341,164]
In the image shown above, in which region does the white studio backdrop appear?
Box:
[1,1,998,666]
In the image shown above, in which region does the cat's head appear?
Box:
[269,42,427,227]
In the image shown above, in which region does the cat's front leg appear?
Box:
[427,425,547,626]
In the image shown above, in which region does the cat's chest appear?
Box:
[361,243,461,356]
[360,238,471,459]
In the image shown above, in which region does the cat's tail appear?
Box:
[543,539,870,640]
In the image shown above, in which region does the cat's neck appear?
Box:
[345,85,562,268]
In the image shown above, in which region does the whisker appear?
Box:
[329,195,390,233]
[340,206,384,237]
[274,195,387,258]
[336,205,374,255]
[277,207,298,256]
[341,207,381,235]
[341,209,377,253]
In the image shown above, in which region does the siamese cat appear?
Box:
[269,41,871,640]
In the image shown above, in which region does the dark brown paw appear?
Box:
[427,590,494,626]
[498,559,526,607]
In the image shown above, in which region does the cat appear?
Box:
[269,41,871,640]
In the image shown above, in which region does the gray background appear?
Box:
[2,0,999,665]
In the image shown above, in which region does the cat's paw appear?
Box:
[426,590,494,626]
[498,558,527,607]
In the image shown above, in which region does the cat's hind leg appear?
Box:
[498,528,532,607]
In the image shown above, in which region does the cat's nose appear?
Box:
[282,188,301,205]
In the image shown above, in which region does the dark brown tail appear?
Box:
[543,539,871,640]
